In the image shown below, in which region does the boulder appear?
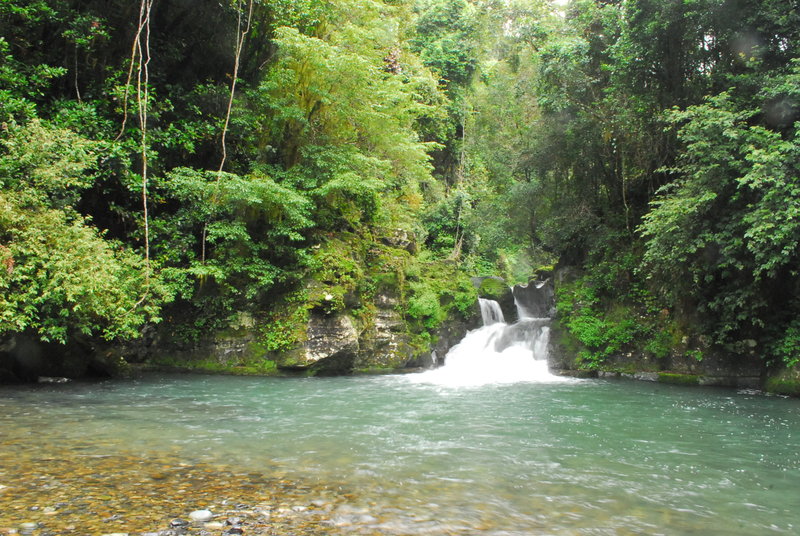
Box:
[299,313,360,374]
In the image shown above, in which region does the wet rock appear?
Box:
[38,376,71,384]
[169,519,189,527]
[225,516,242,526]
[224,528,244,535]
[512,278,555,318]
[188,509,213,522]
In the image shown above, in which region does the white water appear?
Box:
[412,297,570,387]
[478,297,505,324]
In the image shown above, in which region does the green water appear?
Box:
[1,374,799,535]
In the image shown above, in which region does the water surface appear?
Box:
[1,373,799,535]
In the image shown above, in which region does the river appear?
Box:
[1,369,798,535]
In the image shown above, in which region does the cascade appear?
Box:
[479,298,505,325]
[411,280,568,387]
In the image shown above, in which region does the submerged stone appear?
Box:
[188,509,213,522]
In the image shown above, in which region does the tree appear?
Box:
[0,121,158,343]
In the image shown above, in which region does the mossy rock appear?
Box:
[657,372,700,385]
[764,369,800,397]
[476,277,509,300]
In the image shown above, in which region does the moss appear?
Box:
[147,355,279,376]
[598,364,638,375]
[765,376,800,397]
[658,372,700,385]
[355,366,399,375]
[306,283,347,314]
[404,259,477,334]
[477,277,508,300]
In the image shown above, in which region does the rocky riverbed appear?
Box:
[0,440,380,536]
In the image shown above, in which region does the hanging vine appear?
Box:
[116,1,150,142]
[219,0,254,175]
[201,0,254,263]
[115,0,154,295]
[135,0,153,277]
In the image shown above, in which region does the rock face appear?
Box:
[549,333,765,389]
[512,279,555,318]
[355,292,414,370]
[275,289,480,374]
[300,313,360,374]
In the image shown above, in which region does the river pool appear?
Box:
[1,372,799,535]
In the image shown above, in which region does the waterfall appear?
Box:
[479,298,505,325]
[411,282,568,387]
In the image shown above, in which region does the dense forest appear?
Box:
[1,0,798,380]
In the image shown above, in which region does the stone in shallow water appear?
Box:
[189,509,213,522]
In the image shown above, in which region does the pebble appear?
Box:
[1,444,358,536]
[188,509,213,522]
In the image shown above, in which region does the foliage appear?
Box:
[2,0,800,376]
[0,121,158,343]
[556,278,640,368]
[150,167,313,338]
[640,66,800,352]
[404,256,477,331]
